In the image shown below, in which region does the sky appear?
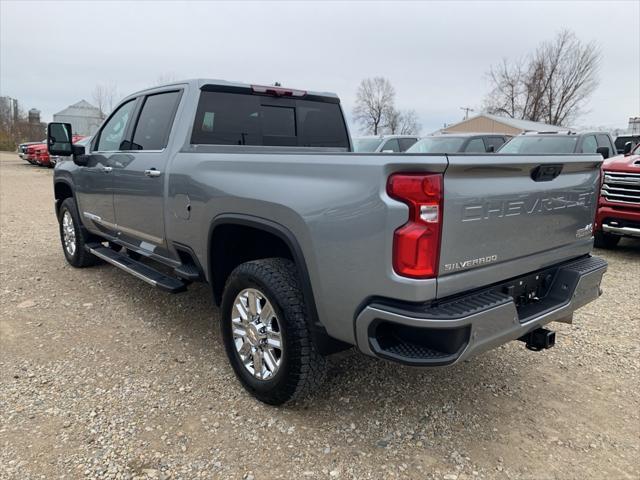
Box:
[1,0,639,134]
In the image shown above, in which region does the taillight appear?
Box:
[251,84,306,97]
[387,173,443,279]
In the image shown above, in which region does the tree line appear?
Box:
[353,29,600,135]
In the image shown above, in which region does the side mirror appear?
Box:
[596,146,610,159]
[623,141,633,155]
[47,122,73,156]
[486,145,495,153]
[73,153,89,166]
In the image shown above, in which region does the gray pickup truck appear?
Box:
[48,79,607,405]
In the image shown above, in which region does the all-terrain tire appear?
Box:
[594,231,620,249]
[58,197,102,267]
[220,258,327,405]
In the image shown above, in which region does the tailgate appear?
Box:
[437,154,602,297]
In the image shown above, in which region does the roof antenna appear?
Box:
[274,82,282,87]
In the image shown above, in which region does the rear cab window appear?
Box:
[191,88,350,149]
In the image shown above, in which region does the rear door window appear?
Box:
[191,91,349,148]
[131,91,182,150]
[464,138,486,153]
[398,138,417,151]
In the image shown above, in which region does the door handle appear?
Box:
[144,169,161,178]
[101,166,113,173]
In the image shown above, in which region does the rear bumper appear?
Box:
[355,256,607,366]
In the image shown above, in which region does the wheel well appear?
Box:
[54,182,74,212]
[209,223,293,304]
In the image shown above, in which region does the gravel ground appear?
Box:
[1,151,639,480]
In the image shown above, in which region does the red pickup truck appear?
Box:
[595,143,640,248]
[25,135,85,167]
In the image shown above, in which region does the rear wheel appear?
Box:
[221,258,327,405]
[58,197,102,267]
[594,231,620,249]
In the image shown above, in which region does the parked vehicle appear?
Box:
[48,79,607,405]
[50,135,87,167]
[407,133,510,154]
[614,134,640,154]
[594,142,640,248]
[24,144,42,165]
[18,140,45,162]
[498,131,616,158]
[34,144,52,167]
[353,135,418,152]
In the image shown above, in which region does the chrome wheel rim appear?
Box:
[62,210,77,256]
[231,288,283,380]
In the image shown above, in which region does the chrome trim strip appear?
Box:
[602,224,640,237]
[116,223,164,245]
[88,247,158,287]
[83,212,163,245]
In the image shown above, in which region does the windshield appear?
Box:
[352,138,382,152]
[406,136,465,153]
[498,136,578,154]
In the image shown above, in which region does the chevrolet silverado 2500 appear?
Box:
[48,79,607,405]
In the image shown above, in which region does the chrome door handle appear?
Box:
[144,169,161,178]
[101,166,112,173]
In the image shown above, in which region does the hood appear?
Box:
[602,152,640,172]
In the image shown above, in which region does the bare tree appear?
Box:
[484,30,600,126]
[386,107,421,135]
[92,83,118,119]
[353,77,396,135]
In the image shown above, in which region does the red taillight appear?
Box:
[387,173,443,279]
[251,84,306,97]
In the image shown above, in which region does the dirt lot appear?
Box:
[0,151,638,480]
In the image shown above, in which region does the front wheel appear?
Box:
[594,231,620,249]
[58,197,102,267]
[221,258,327,405]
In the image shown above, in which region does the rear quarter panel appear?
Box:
[166,151,447,344]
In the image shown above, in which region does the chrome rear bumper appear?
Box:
[355,256,607,366]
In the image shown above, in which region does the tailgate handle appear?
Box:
[531,164,563,182]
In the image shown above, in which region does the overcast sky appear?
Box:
[1,0,638,133]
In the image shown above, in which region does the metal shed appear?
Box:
[443,113,561,135]
[52,100,103,136]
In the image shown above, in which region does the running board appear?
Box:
[86,244,187,293]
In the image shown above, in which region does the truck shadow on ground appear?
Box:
[90,261,549,435]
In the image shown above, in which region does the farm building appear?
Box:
[443,113,560,136]
[52,100,103,136]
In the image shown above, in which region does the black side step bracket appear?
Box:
[86,244,187,293]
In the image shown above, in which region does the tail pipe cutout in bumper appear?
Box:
[355,255,607,366]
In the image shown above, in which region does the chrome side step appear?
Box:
[86,244,187,293]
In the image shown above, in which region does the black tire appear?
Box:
[58,197,102,267]
[221,258,327,405]
[594,231,620,249]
